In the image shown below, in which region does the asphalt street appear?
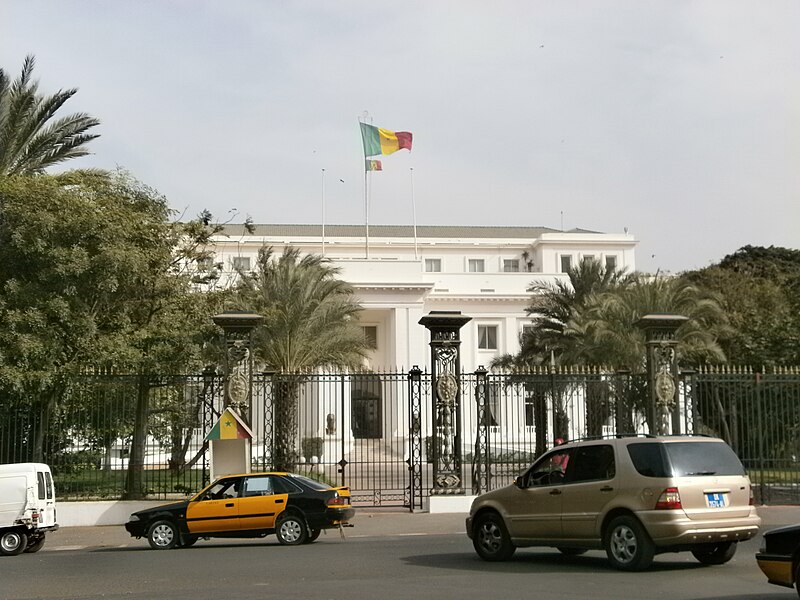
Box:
[1,506,798,600]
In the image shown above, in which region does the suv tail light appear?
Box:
[32,511,40,525]
[655,487,682,510]
[749,486,755,506]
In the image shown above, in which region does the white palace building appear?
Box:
[209,224,638,371]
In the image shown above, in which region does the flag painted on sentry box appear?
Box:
[360,123,413,157]
[365,159,382,172]
[205,407,252,441]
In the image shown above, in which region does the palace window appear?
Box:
[424,258,441,272]
[503,259,520,272]
[468,259,485,273]
[560,255,573,273]
[232,256,251,271]
[478,325,498,350]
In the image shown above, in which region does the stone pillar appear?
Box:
[635,314,688,435]
[212,311,264,425]
[419,310,472,494]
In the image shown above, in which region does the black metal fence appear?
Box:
[1,366,798,506]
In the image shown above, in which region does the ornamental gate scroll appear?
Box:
[419,311,472,495]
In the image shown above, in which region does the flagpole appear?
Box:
[410,167,418,260]
[321,168,326,256]
[364,168,370,258]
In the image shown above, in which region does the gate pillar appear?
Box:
[635,314,688,435]
[210,310,264,477]
[419,310,472,495]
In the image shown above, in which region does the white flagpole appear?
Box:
[321,168,326,255]
[410,167,418,259]
[364,168,370,258]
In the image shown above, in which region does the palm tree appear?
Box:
[0,55,100,176]
[503,258,631,368]
[569,274,730,370]
[237,246,368,470]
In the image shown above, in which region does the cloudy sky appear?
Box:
[3,1,798,273]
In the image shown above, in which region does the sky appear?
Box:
[3,1,798,273]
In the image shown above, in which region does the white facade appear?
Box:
[209,224,637,372]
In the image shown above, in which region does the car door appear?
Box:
[503,449,572,540]
[559,444,617,540]
[237,475,285,531]
[185,477,242,534]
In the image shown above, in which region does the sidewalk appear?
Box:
[44,505,800,551]
[45,509,468,550]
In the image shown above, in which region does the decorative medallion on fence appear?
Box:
[205,407,253,441]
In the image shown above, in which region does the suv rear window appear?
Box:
[628,441,746,478]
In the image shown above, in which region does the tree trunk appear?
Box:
[273,377,300,472]
[124,374,150,500]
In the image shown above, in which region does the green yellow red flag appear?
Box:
[360,123,413,157]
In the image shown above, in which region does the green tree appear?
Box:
[684,246,800,367]
[0,55,100,176]
[236,247,368,471]
[0,173,224,496]
[495,258,631,369]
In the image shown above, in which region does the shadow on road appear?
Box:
[402,549,720,574]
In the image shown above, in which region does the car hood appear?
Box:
[132,500,189,517]
[763,523,800,538]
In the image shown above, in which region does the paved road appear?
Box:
[1,507,798,600]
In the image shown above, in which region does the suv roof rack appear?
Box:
[558,432,713,445]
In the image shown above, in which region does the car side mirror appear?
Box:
[514,476,523,488]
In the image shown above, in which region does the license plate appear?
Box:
[705,492,727,508]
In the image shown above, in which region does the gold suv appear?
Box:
[466,435,761,570]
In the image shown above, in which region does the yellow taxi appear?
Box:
[124,472,354,549]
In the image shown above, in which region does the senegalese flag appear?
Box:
[360,123,413,157]
[205,407,252,441]
[365,159,382,172]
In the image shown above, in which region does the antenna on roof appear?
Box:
[560,211,564,231]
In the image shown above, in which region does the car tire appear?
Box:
[691,542,737,565]
[794,561,800,599]
[472,512,516,562]
[304,529,322,543]
[24,534,46,553]
[147,520,179,550]
[276,513,308,546]
[557,547,588,556]
[604,515,655,571]
[0,530,29,556]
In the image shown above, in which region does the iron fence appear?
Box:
[0,366,798,507]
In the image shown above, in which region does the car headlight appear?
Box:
[758,536,766,554]
[128,514,141,522]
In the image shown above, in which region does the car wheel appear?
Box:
[691,542,737,565]
[472,512,516,562]
[147,520,178,550]
[276,513,308,546]
[604,515,654,571]
[24,534,46,553]
[795,561,800,599]
[0,530,29,556]
[304,529,322,543]
[557,547,588,556]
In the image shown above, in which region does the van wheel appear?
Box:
[147,520,178,550]
[691,541,737,565]
[276,513,308,545]
[473,512,516,562]
[605,515,654,571]
[25,534,46,553]
[0,530,29,556]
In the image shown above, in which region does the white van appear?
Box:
[0,463,59,556]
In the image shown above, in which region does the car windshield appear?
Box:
[628,441,745,477]
[288,474,331,491]
[665,441,746,477]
